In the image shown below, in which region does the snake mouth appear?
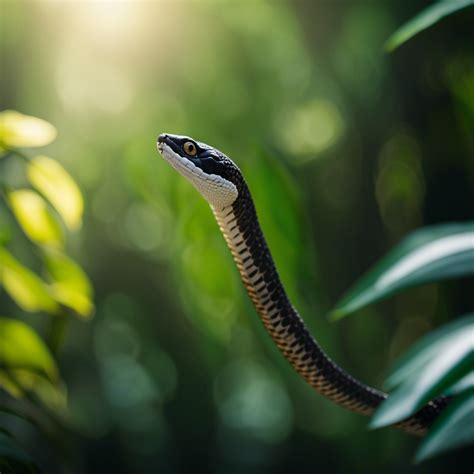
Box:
[157,137,206,182]
[157,133,183,156]
[157,133,197,175]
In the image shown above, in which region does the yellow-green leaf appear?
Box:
[0,317,58,380]
[0,318,66,411]
[44,249,95,318]
[0,110,57,150]
[28,156,84,231]
[0,248,58,313]
[8,189,63,248]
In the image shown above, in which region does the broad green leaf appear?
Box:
[331,223,474,320]
[385,0,474,52]
[8,189,63,248]
[0,432,38,473]
[386,314,474,390]
[28,155,84,231]
[370,316,474,428]
[44,249,95,318]
[0,110,57,150]
[0,248,58,314]
[415,389,474,462]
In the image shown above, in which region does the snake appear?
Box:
[157,133,448,436]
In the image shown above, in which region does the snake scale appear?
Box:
[157,133,449,436]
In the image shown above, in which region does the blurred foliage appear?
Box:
[0,431,38,474]
[0,111,93,471]
[385,0,474,51]
[1,1,473,473]
[0,111,57,150]
[0,317,65,409]
[415,387,474,462]
[28,155,84,232]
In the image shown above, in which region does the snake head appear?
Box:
[157,133,240,210]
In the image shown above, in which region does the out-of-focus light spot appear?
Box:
[214,360,293,444]
[145,348,178,402]
[120,405,163,435]
[333,4,388,101]
[317,159,359,211]
[276,99,344,161]
[92,174,129,223]
[179,241,238,343]
[179,282,236,343]
[101,354,157,408]
[222,2,312,92]
[68,380,110,438]
[375,133,424,237]
[94,316,140,360]
[65,1,144,48]
[56,58,134,114]
[101,293,145,326]
[123,203,168,253]
[211,79,249,121]
[445,56,474,116]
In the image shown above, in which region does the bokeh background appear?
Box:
[1,1,473,473]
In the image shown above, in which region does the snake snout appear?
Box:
[158,133,168,144]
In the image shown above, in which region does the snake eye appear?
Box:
[183,141,197,157]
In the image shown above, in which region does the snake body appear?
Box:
[157,133,448,436]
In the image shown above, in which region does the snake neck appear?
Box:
[212,182,446,437]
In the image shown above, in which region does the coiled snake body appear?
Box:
[157,133,448,436]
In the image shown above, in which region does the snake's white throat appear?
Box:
[158,141,238,210]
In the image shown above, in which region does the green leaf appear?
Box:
[27,156,84,231]
[0,209,12,245]
[445,372,474,396]
[8,189,63,248]
[385,0,474,52]
[0,432,38,473]
[331,222,474,320]
[0,110,57,151]
[0,317,58,381]
[44,249,95,318]
[0,406,39,430]
[415,389,474,462]
[370,315,474,429]
[0,248,58,314]
[386,314,474,390]
[0,317,66,411]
